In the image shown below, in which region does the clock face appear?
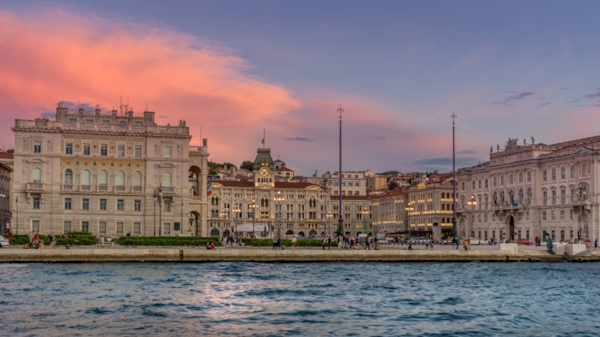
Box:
[261,170,268,176]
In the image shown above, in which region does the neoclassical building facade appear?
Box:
[456,136,600,243]
[371,189,408,236]
[0,162,12,233]
[12,105,208,236]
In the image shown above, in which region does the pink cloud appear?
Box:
[0,9,301,161]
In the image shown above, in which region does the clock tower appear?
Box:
[253,148,275,188]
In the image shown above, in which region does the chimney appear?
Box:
[78,108,84,115]
[112,109,118,116]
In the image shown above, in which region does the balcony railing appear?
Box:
[60,185,147,194]
[27,183,43,190]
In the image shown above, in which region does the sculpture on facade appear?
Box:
[531,136,535,145]
[505,138,519,152]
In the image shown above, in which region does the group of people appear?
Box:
[205,242,217,250]
[224,236,243,247]
[22,232,75,249]
[337,234,379,250]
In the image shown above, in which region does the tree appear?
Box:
[388,181,400,191]
[241,160,254,171]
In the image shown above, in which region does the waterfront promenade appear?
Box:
[1,244,598,262]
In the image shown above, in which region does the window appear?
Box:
[99,171,108,185]
[66,143,73,155]
[32,220,40,232]
[32,168,41,183]
[100,199,107,211]
[116,171,125,186]
[500,176,504,186]
[164,223,171,235]
[117,199,124,211]
[101,144,108,156]
[485,179,488,188]
[135,145,142,158]
[551,211,555,220]
[561,167,565,179]
[527,171,531,182]
[34,141,41,153]
[99,221,106,234]
[543,191,547,205]
[118,144,125,157]
[561,189,566,204]
[82,198,89,210]
[82,221,89,233]
[174,222,181,232]
[519,173,523,183]
[65,198,72,210]
[81,170,91,186]
[570,210,573,220]
[64,221,71,233]
[542,211,546,220]
[551,230,555,241]
[83,143,90,155]
[64,169,73,185]
[526,211,530,220]
[134,222,141,235]
[560,210,565,220]
[509,175,513,184]
[133,171,142,187]
[552,190,556,205]
[582,164,587,175]
[570,166,575,178]
[543,170,547,181]
[472,181,475,189]
[163,172,172,187]
[552,168,556,180]
[164,199,172,212]
[33,196,40,209]
[493,177,497,187]
[134,200,141,212]
[164,146,172,158]
[478,180,482,189]
[117,222,124,235]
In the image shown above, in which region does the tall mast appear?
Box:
[451,112,457,240]
[337,105,344,237]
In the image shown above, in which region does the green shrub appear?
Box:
[242,238,338,247]
[117,236,222,246]
[9,234,98,246]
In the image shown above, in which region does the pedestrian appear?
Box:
[455,238,459,250]
[464,240,469,251]
[595,238,598,251]
[50,232,56,249]
[28,231,33,244]
[328,236,331,250]
[408,242,413,250]
[338,236,342,250]
[291,236,297,249]
[322,236,326,250]
[98,235,105,248]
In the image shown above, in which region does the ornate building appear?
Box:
[207,148,332,238]
[370,189,409,236]
[12,105,208,236]
[456,136,600,243]
[0,162,12,233]
[407,178,455,240]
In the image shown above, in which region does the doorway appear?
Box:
[508,216,515,240]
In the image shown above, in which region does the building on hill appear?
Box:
[367,175,388,191]
[324,171,367,196]
[11,105,209,237]
[456,136,600,244]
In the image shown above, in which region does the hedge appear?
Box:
[9,233,98,246]
[242,238,338,247]
[118,236,222,247]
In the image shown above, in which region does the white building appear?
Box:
[12,105,209,237]
[457,136,600,243]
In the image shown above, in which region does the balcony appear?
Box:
[26,183,43,191]
[161,187,175,195]
[60,185,146,194]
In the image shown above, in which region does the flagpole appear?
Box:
[451,112,457,243]
[337,105,344,237]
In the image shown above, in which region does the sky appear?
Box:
[1,0,599,175]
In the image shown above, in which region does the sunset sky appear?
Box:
[1,0,599,175]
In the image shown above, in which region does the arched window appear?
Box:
[81,170,90,186]
[64,169,73,185]
[163,172,172,187]
[32,168,41,183]
[527,188,532,204]
[116,171,125,186]
[99,170,108,185]
[134,171,142,186]
[500,191,505,204]
[261,196,269,208]
[518,189,524,201]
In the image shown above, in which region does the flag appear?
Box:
[207,190,212,197]
[261,137,265,145]
[493,196,498,206]
[510,195,517,206]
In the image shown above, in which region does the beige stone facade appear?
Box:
[0,162,12,233]
[407,179,455,240]
[456,136,600,243]
[12,106,208,237]
[371,189,409,236]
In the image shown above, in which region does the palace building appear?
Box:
[11,105,208,237]
[456,136,600,243]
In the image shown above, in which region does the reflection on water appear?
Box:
[1,263,599,336]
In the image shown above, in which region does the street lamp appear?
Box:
[467,195,477,239]
[273,191,285,238]
[250,200,257,238]
[361,208,370,236]
[326,211,333,236]
[233,205,241,238]
[405,204,414,239]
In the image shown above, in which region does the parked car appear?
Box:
[516,239,532,246]
[0,235,9,247]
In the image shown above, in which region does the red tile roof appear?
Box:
[211,180,254,188]
[329,195,371,200]
[0,152,14,159]
[274,182,321,189]
[276,166,294,172]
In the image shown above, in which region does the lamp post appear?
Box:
[326,211,333,237]
[153,195,157,236]
[451,112,457,244]
[233,205,241,238]
[15,196,18,235]
[405,204,414,240]
[250,200,257,238]
[467,195,477,239]
[273,191,285,238]
[158,191,163,236]
[576,182,587,241]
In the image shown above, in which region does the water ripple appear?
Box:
[1,262,599,336]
